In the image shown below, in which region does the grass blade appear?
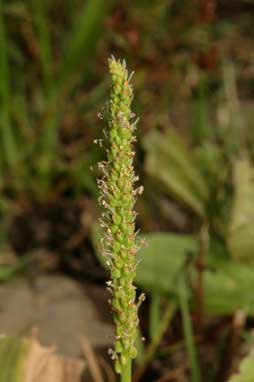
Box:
[31,0,52,94]
[134,299,177,381]
[36,0,113,192]
[56,0,113,87]
[149,292,161,341]
[178,276,201,382]
[0,2,19,167]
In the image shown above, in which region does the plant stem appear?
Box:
[134,299,177,381]
[121,358,131,382]
[149,292,161,341]
[195,221,209,329]
[178,276,201,382]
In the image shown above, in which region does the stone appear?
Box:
[0,275,114,357]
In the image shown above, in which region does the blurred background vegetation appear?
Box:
[1,0,254,381]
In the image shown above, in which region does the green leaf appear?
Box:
[137,232,197,293]
[203,259,254,315]
[228,157,254,261]
[144,129,208,217]
[191,240,254,315]
[93,224,254,314]
[229,348,254,382]
[193,142,225,181]
[138,233,254,315]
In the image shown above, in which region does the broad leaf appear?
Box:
[93,223,254,314]
[137,232,197,293]
[192,240,254,315]
[139,234,254,314]
[141,235,254,315]
[203,259,254,315]
[144,129,208,216]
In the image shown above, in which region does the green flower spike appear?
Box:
[97,57,144,382]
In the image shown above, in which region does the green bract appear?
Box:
[98,57,144,378]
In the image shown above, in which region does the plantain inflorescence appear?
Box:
[97,57,144,378]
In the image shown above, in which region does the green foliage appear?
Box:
[178,277,201,382]
[0,0,113,198]
[137,233,197,293]
[0,2,19,167]
[138,232,254,315]
[93,224,254,315]
[31,0,52,94]
[191,75,213,144]
[0,336,31,382]
[57,0,112,88]
[144,129,209,217]
[228,156,254,262]
[36,0,113,192]
[0,2,254,379]
[203,259,254,315]
[142,122,254,318]
[229,348,254,382]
